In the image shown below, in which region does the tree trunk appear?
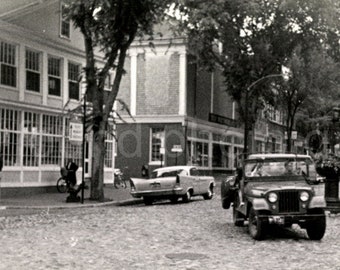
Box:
[90,126,106,201]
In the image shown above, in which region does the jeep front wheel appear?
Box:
[248,207,265,240]
[306,216,326,240]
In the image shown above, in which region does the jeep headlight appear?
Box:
[268,192,278,203]
[300,191,309,202]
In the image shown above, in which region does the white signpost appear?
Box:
[171,145,183,153]
[171,145,183,165]
[69,121,83,144]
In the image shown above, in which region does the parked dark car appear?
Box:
[221,154,326,240]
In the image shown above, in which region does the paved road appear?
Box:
[1,186,340,270]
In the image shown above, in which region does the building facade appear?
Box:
[0,0,285,190]
[0,0,117,188]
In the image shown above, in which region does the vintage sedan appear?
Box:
[130,166,215,205]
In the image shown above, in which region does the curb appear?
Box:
[0,198,143,210]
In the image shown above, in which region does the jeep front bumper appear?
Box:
[258,213,325,226]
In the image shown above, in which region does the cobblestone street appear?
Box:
[1,187,340,270]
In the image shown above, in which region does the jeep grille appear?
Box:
[278,190,299,213]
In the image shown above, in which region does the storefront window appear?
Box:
[23,112,40,166]
[105,125,114,168]
[0,108,20,166]
[212,143,230,168]
[41,115,62,165]
[151,128,164,162]
[234,146,243,168]
[188,140,209,167]
[64,118,82,166]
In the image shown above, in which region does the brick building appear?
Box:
[0,0,285,191]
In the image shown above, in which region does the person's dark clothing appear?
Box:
[66,161,78,187]
[316,165,340,179]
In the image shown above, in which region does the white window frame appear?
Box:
[41,114,63,166]
[48,56,62,96]
[0,41,17,88]
[25,48,41,93]
[0,107,20,166]
[60,1,71,39]
[150,127,165,165]
[68,62,80,100]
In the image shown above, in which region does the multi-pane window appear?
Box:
[151,128,165,162]
[41,115,62,165]
[48,56,61,96]
[187,140,208,167]
[23,112,40,166]
[0,41,17,87]
[0,108,20,166]
[60,2,70,38]
[212,143,230,168]
[64,118,82,166]
[105,126,114,168]
[68,62,80,100]
[26,49,40,92]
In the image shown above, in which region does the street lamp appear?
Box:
[243,74,285,157]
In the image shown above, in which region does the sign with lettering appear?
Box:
[69,121,83,142]
[171,145,183,153]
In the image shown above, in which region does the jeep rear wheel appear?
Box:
[248,207,266,240]
[306,216,326,240]
[233,207,245,227]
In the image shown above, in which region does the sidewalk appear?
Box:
[0,184,142,210]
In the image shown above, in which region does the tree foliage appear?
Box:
[64,0,172,201]
[171,0,340,152]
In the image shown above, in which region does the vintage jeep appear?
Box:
[221,154,326,240]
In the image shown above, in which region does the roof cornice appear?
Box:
[0,0,57,21]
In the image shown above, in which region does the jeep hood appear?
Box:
[245,180,313,195]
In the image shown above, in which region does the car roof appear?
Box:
[153,166,196,173]
[247,153,312,160]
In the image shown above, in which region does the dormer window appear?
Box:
[60,2,70,38]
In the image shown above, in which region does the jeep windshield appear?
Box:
[244,158,317,179]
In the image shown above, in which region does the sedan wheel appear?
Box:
[143,197,154,206]
[170,197,179,204]
[203,186,214,200]
[182,190,192,203]
[248,207,265,240]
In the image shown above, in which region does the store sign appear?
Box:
[171,145,183,153]
[69,121,83,142]
[284,131,298,140]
